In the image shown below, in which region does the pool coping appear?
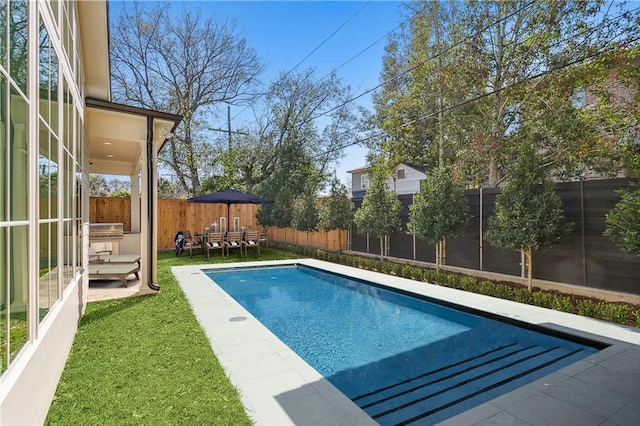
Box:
[173,259,640,426]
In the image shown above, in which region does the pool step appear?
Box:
[352,342,590,426]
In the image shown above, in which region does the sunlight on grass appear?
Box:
[45,247,298,425]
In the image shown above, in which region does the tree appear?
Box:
[255,69,356,228]
[375,1,639,187]
[110,2,264,196]
[353,161,402,260]
[604,183,640,256]
[408,167,469,270]
[374,1,467,170]
[292,184,321,247]
[485,141,573,290]
[320,177,354,252]
[88,175,109,197]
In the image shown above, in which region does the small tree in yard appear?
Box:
[604,184,640,256]
[292,184,320,247]
[320,177,354,252]
[485,142,573,290]
[354,164,402,260]
[408,167,469,270]
[604,144,640,256]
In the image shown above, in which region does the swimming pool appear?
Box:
[205,264,605,425]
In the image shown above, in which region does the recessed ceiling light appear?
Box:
[104,142,112,145]
[107,154,114,158]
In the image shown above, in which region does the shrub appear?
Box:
[599,303,634,324]
[551,295,574,313]
[513,288,532,304]
[493,284,514,300]
[532,292,554,308]
[461,277,479,292]
[576,299,600,318]
[479,280,497,295]
[445,274,463,288]
[422,269,437,284]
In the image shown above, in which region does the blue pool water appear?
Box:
[206,264,602,425]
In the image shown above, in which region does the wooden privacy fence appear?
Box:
[89,197,347,252]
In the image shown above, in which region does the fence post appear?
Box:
[479,186,483,271]
[580,179,587,286]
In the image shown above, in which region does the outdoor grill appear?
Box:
[89,223,124,241]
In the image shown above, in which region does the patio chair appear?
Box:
[183,230,203,257]
[225,231,243,257]
[88,263,140,287]
[242,230,261,256]
[89,247,141,267]
[205,232,225,258]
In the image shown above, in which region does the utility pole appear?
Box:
[227,105,232,149]
[207,105,247,145]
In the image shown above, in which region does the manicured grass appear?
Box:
[45,247,298,425]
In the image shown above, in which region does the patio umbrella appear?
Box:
[188,189,270,231]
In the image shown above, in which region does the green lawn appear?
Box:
[45,248,298,425]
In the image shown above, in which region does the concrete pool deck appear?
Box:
[173,259,640,426]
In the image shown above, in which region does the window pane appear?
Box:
[0,226,6,374]
[63,220,72,287]
[39,21,50,126]
[39,222,58,317]
[8,0,27,94]
[9,86,26,220]
[39,128,50,220]
[50,48,58,135]
[9,225,27,362]
[0,75,6,222]
[0,1,7,69]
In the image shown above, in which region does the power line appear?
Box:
[306,3,639,157]
[309,1,538,121]
[230,1,375,123]
[313,33,640,160]
[288,0,372,76]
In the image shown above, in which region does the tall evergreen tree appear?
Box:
[353,161,402,259]
[320,177,354,252]
[485,141,573,290]
[408,167,469,270]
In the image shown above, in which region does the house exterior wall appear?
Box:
[389,165,426,195]
[350,170,369,199]
[350,163,426,198]
[0,2,89,424]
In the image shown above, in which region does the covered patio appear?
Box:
[85,98,181,295]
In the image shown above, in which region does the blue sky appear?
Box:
[111,0,406,186]
[196,1,405,184]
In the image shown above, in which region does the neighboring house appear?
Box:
[348,163,429,199]
[0,2,181,424]
[569,54,639,180]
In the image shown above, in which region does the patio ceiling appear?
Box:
[85,99,182,175]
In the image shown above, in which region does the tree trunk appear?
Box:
[379,236,384,261]
[442,238,447,266]
[527,247,533,291]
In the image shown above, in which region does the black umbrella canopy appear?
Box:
[188,189,270,205]
[188,189,270,232]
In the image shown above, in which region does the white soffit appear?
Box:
[77,0,110,100]
[86,107,144,175]
[85,100,182,176]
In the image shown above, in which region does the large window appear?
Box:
[0,0,29,375]
[0,0,85,375]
